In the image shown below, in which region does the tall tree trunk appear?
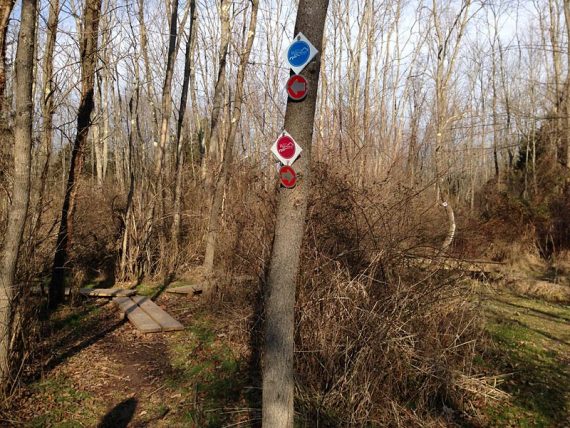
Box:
[171,0,197,271]
[118,40,142,282]
[189,10,201,174]
[0,0,15,107]
[34,0,59,236]
[204,0,230,172]
[0,0,37,390]
[262,1,329,425]
[202,0,259,275]
[360,0,374,183]
[549,0,562,165]
[491,48,500,186]
[119,89,138,282]
[151,0,179,275]
[564,1,570,168]
[407,80,424,184]
[154,0,179,182]
[94,10,110,189]
[431,0,471,251]
[49,0,101,309]
[497,40,513,173]
[137,0,159,132]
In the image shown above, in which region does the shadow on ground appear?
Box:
[98,397,138,428]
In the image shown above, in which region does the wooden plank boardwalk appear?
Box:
[80,288,136,297]
[131,296,184,331]
[60,288,136,297]
[165,285,200,295]
[113,296,184,333]
[114,297,163,333]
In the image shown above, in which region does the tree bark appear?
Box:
[149,0,180,275]
[549,0,562,165]
[94,9,110,189]
[204,0,230,170]
[361,0,375,179]
[0,0,15,107]
[202,0,259,275]
[34,0,59,236]
[262,1,329,426]
[137,0,159,132]
[154,0,179,182]
[118,37,142,282]
[564,1,570,168]
[50,0,101,309]
[0,0,36,390]
[431,0,471,251]
[171,0,197,271]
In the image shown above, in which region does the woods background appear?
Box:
[1,0,570,425]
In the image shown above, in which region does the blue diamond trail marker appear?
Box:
[285,32,318,75]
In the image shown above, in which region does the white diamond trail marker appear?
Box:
[285,32,318,75]
[271,131,302,166]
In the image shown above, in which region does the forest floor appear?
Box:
[1,276,569,427]
[480,286,570,427]
[4,278,262,428]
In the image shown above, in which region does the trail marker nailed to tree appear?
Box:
[271,131,302,165]
[263,2,330,425]
[287,75,308,101]
[285,32,318,75]
[279,165,297,188]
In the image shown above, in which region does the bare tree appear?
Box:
[548,0,562,137]
[0,0,14,106]
[204,0,231,170]
[137,0,159,132]
[564,0,570,167]
[34,0,59,236]
[154,0,179,188]
[430,0,472,250]
[171,0,197,270]
[153,0,180,273]
[262,1,330,425]
[50,0,102,309]
[203,0,259,276]
[93,0,113,189]
[0,0,37,390]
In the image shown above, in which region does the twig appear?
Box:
[147,384,167,397]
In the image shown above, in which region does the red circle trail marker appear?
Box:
[277,134,296,160]
[279,165,297,188]
[287,75,308,101]
[271,131,302,165]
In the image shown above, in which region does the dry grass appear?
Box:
[295,258,488,425]
[259,165,492,425]
[4,158,499,425]
[501,278,570,303]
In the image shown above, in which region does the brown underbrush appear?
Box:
[292,165,490,425]
[215,163,494,426]
[4,159,499,425]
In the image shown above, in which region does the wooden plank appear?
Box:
[165,285,200,295]
[80,288,136,298]
[131,296,184,332]
[113,297,162,333]
[113,296,137,314]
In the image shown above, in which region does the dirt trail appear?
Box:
[6,288,254,427]
[11,298,183,427]
[12,275,569,427]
